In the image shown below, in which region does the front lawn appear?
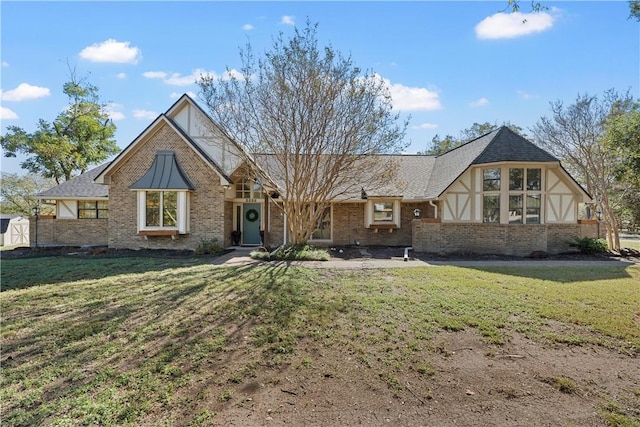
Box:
[2,257,638,426]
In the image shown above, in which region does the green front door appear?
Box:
[242,204,262,245]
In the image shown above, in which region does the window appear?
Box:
[145,191,177,227]
[78,201,108,219]
[483,195,500,223]
[366,199,401,228]
[311,206,331,240]
[483,169,501,223]
[374,202,394,222]
[483,168,501,191]
[137,190,189,234]
[483,167,543,224]
[509,168,542,224]
[235,179,262,199]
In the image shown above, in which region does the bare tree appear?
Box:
[533,90,636,251]
[198,20,407,245]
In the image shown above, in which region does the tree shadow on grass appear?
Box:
[460,264,636,282]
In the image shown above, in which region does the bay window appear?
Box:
[137,190,190,234]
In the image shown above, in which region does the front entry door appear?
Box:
[242,204,262,245]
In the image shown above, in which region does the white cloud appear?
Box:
[1,83,50,101]
[145,69,220,86]
[281,15,295,25]
[243,24,254,30]
[414,123,439,130]
[376,75,441,111]
[469,97,489,107]
[0,106,18,120]
[80,39,142,64]
[517,90,537,100]
[133,109,158,120]
[170,91,196,99]
[143,71,168,79]
[116,72,127,79]
[1,61,8,68]
[105,103,125,121]
[475,12,555,39]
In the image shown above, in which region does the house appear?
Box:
[0,214,29,247]
[33,94,597,256]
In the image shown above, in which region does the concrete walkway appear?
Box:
[211,248,639,269]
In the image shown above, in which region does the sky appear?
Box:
[1,1,638,176]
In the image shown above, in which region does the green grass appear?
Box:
[1,256,639,425]
[621,240,640,251]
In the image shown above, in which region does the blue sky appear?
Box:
[1,1,638,175]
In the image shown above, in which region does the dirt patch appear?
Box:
[199,329,639,426]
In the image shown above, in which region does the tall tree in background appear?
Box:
[0,173,56,215]
[603,108,640,231]
[198,20,407,245]
[1,72,118,184]
[533,89,637,251]
[420,122,526,155]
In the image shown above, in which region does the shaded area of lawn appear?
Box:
[1,260,638,425]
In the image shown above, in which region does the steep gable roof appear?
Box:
[425,126,562,199]
[37,163,109,199]
[94,96,233,185]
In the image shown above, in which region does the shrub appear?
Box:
[250,244,329,261]
[570,237,608,255]
[195,238,223,255]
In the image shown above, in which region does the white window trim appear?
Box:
[480,166,545,225]
[365,199,401,228]
[136,190,190,234]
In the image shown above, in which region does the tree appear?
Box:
[505,0,640,21]
[533,90,638,251]
[198,20,407,245]
[0,173,56,215]
[419,122,526,155]
[1,73,118,184]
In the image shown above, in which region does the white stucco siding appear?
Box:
[172,103,243,175]
[442,170,473,221]
[57,200,77,219]
[545,169,577,223]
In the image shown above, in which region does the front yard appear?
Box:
[1,256,639,426]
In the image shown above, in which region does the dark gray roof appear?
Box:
[425,126,560,198]
[130,150,195,190]
[37,163,109,199]
[472,126,558,164]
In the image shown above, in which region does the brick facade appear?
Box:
[107,124,229,251]
[30,218,108,247]
[412,220,599,256]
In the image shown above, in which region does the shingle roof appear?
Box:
[40,126,570,202]
[37,164,109,199]
[472,126,558,164]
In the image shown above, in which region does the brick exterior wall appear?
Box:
[30,218,108,247]
[412,220,599,256]
[107,124,228,251]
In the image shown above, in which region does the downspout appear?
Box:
[429,200,438,219]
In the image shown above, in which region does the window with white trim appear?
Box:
[508,168,541,224]
[483,168,501,223]
[365,199,401,228]
[235,179,262,199]
[137,190,190,234]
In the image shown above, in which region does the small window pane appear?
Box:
[509,168,524,191]
[509,195,523,224]
[374,202,394,222]
[526,194,541,224]
[163,192,177,227]
[483,169,501,191]
[483,195,500,223]
[146,192,160,226]
[527,169,541,191]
